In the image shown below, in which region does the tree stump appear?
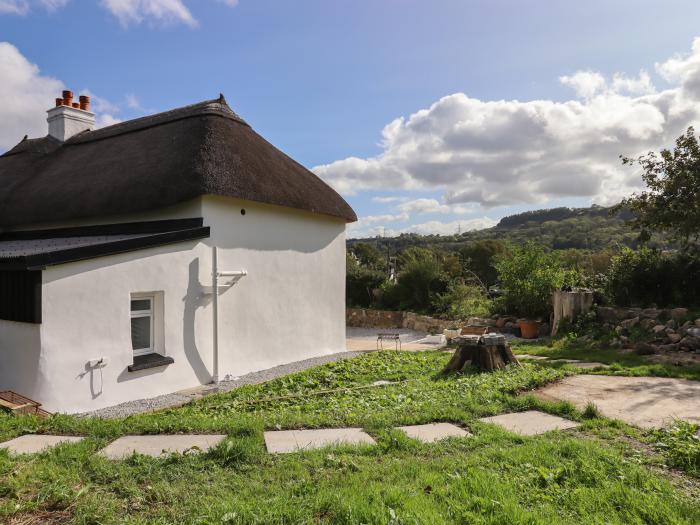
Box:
[551,289,594,336]
[442,334,520,373]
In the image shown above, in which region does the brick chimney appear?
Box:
[47,91,95,142]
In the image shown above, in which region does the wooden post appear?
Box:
[442,334,520,374]
[551,290,594,336]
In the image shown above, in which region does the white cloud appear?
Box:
[0,0,66,14]
[397,198,477,215]
[125,93,141,109]
[39,0,68,10]
[0,44,127,151]
[348,216,497,239]
[314,37,700,209]
[0,42,63,150]
[100,0,197,27]
[371,196,407,204]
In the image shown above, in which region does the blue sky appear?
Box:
[2,1,700,237]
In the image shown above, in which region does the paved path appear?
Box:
[479,410,580,436]
[535,375,700,429]
[0,435,83,455]
[264,428,375,453]
[397,423,471,443]
[99,434,226,459]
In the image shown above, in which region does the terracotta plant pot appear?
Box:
[519,319,540,339]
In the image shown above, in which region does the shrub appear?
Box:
[392,248,449,313]
[494,242,577,319]
[432,283,492,319]
[604,248,700,307]
[346,255,387,308]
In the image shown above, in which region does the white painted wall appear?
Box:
[0,196,347,413]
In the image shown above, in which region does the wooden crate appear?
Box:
[0,391,51,417]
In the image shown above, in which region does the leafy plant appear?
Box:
[653,421,700,476]
[432,283,492,319]
[494,242,577,319]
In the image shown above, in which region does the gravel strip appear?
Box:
[80,351,365,419]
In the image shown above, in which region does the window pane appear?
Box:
[131,299,151,312]
[131,316,151,350]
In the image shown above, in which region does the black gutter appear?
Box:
[0,226,210,271]
[0,217,204,241]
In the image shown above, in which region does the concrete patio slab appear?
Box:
[479,410,580,436]
[397,423,471,443]
[264,428,376,453]
[535,375,700,429]
[0,434,83,454]
[99,434,226,459]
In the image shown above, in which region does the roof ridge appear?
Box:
[67,95,249,146]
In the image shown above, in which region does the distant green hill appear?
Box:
[348,204,672,252]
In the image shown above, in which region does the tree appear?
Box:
[618,127,700,247]
[350,242,386,270]
[459,240,508,286]
[494,242,577,319]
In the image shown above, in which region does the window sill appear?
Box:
[128,353,174,372]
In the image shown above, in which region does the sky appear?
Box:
[2,1,700,238]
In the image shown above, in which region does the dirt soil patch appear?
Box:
[535,375,700,429]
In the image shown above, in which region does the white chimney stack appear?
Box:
[47,91,95,142]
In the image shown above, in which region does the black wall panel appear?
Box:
[0,270,41,323]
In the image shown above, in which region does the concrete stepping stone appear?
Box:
[479,410,580,436]
[0,434,83,455]
[569,362,609,369]
[516,354,549,360]
[397,423,471,443]
[264,428,375,453]
[99,434,226,459]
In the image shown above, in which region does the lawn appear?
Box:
[1,351,699,524]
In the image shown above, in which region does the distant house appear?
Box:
[0,92,356,413]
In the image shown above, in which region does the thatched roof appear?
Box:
[0,96,356,227]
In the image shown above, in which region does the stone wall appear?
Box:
[346,308,539,335]
[346,308,457,333]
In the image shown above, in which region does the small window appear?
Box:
[130,295,154,356]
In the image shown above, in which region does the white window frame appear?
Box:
[130,294,155,357]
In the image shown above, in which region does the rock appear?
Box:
[620,317,640,329]
[635,342,657,355]
[596,307,618,323]
[640,318,657,330]
[680,336,700,351]
[615,325,625,335]
[641,308,662,319]
[495,317,506,329]
[670,308,689,321]
[652,325,667,335]
[657,343,680,352]
[695,318,700,327]
[665,319,677,329]
[667,333,682,344]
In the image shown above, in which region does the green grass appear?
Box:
[511,336,700,381]
[0,351,698,524]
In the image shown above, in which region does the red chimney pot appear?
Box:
[72,102,80,108]
[55,98,63,107]
[79,95,90,111]
[62,90,73,106]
